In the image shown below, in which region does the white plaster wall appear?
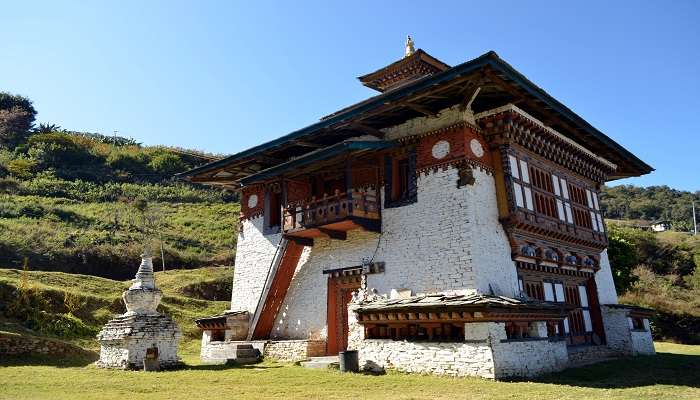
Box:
[230,217,282,314]
[600,306,633,355]
[270,166,519,339]
[630,318,655,356]
[595,250,619,305]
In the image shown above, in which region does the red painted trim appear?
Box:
[251,241,304,339]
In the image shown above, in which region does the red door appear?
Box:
[326,275,361,355]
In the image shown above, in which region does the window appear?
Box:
[543,281,555,301]
[365,323,464,342]
[384,149,417,208]
[264,188,282,233]
[508,153,605,232]
[395,157,410,201]
[631,317,646,331]
[554,283,565,302]
[210,330,225,342]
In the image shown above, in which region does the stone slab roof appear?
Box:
[354,293,568,314]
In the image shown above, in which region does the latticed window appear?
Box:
[507,153,605,232]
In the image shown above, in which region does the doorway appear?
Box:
[326,274,361,355]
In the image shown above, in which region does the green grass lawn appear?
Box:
[0,342,698,400]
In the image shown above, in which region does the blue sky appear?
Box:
[1,1,698,190]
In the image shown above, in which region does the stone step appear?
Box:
[234,349,260,358]
[300,356,339,369]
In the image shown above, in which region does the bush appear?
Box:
[5,157,36,179]
[106,150,150,177]
[149,152,186,177]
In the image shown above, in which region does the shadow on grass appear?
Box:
[0,352,98,368]
[533,352,700,389]
[183,362,284,371]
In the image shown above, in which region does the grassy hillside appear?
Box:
[0,267,232,354]
[0,190,239,279]
[606,224,700,343]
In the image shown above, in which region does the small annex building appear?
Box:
[181,38,655,378]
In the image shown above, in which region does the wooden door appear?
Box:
[326,275,361,355]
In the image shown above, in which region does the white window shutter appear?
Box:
[520,160,530,183]
[583,310,593,332]
[544,282,555,301]
[513,183,524,207]
[523,187,534,211]
[508,155,520,180]
[578,286,589,308]
[556,199,565,221]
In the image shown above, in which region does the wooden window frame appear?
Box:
[384,148,417,208]
[264,187,282,234]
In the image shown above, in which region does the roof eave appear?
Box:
[179,51,652,181]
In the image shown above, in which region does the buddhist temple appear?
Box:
[180,38,655,378]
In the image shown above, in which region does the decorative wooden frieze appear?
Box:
[476,106,616,184]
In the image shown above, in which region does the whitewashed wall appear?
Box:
[268,166,519,339]
[595,250,619,305]
[230,217,282,314]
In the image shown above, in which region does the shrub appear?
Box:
[149,152,186,176]
[6,158,36,179]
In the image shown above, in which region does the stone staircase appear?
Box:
[300,356,339,369]
[226,344,261,365]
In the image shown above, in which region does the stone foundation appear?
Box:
[199,339,325,363]
[199,339,266,364]
[347,313,568,379]
[347,302,658,379]
[355,338,496,378]
[264,340,326,362]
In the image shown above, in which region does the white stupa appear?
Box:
[96,250,181,369]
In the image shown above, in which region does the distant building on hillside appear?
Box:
[180,38,656,379]
[650,220,672,232]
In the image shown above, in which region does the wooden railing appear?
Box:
[283,189,380,232]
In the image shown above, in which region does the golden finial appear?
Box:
[404,35,415,58]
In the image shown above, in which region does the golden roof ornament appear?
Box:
[404,35,415,58]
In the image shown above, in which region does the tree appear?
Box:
[607,225,639,292]
[0,93,37,149]
[35,123,62,134]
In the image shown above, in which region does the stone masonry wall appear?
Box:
[268,166,519,340]
[347,312,567,379]
[199,336,266,364]
[346,311,496,378]
[263,340,326,362]
[0,331,94,358]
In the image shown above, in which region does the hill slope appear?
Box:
[0,267,232,355]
